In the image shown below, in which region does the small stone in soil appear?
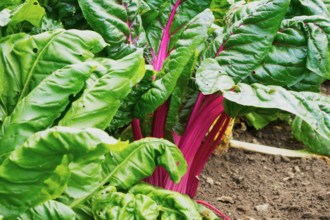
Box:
[274,126,282,130]
[274,155,281,164]
[221,174,226,178]
[206,177,214,185]
[215,181,221,186]
[241,122,247,131]
[281,155,290,163]
[254,204,269,212]
[237,217,256,220]
[237,206,250,213]
[302,212,314,218]
[217,196,234,204]
[261,157,266,162]
[294,166,300,173]
[248,156,256,162]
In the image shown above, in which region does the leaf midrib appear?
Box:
[17,30,63,103]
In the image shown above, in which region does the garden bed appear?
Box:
[195,82,330,220]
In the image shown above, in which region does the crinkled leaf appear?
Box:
[108,69,155,134]
[196,58,235,94]
[245,112,280,130]
[0,62,96,157]
[18,200,76,220]
[166,50,198,129]
[0,126,126,219]
[78,0,143,59]
[210,0,245,27]
[29,14,64,35]
[173,81,199,136]
[292,92,330,155]
[205,0,290,83]
[59,49,145,130]
[286,0,330,18]
[0,29,106,118]
[128,182,202,220]
[0,0,45,27]
[280,16,330,79]
[100,138,187,190]
[133,9,214,119]
[146,0,210,62]
[92,186,158,220]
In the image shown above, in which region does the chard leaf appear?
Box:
[166,50,198,129]
[288,72,325,92]
[133,9,214,119]
[146,0,210,65]
[172,81,199,136]
[206,0,290,83]
[210,0,246,27]
[0,0,45,27]
[100,138,187,190]
[0,62,96,158]
[0,126,126,219]
[243,28,311,87]
[292,92,330,155]
[18,200,76,220]
[245,112,282,130]
[78,0,143,59]
[59,49,145,130]
[0,29,106,118]
[127,182,201,219]
[281,16,330,79]
[108,69,155,134]
[221,83,330,155]
[196,58,235,94]
[286,0,330,18]
[92,186,158,220]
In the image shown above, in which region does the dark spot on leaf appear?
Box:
[265,36,267,38]
[128,114,131,116]
[79,54,82,57]
[34,2,38,5]
[83,105,85,108]
[33,48,38,53]
[17,91,20,94]
[116,37,119,40]
[156,8,159,11]
[318,57,322,62]
[90,48,93,51]
[252,71,256,74]
[90,12,93,14]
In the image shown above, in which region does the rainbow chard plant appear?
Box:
[79,0,330,199]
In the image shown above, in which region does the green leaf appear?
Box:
[245,112,279,130]
[166,50,198,129]
[0,29,106,118]
[0,0,45,27]
[173,80,199,136]
[197,203,220,220]
[133,9,214,119]
[292,92,330,155]
[100,138,187,190]
[221,83,330,154]
[210,0,245,27]
[0,62,96,158]
[92,186,158,220]
[286,0,330,18]
[281,16,330,80]
[206,0,290,83]
[18,200,76,220]
[0,126,126,219]
[146,0,211,59]
[108,68,155,134]
[196,58,235,94]
[78,0,143,59]
[128,182,202,219]
[29,14,63,35]
[59,49,145,130]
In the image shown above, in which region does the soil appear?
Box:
[195,82,330,220]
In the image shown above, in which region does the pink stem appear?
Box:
[131,119,143,140]
[153,0,181,71]
[173,131,182,146]
[151,100,169,138]
[195,200,231,220]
